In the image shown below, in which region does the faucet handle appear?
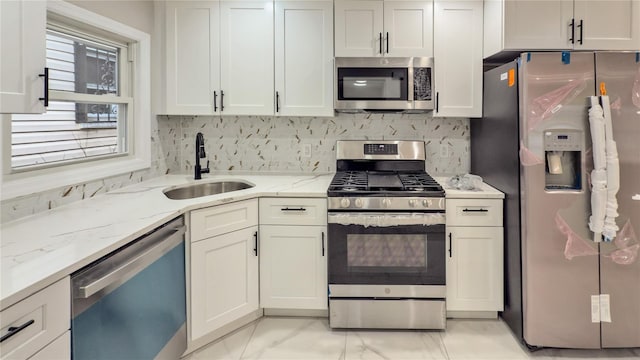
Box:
[202,160,210,174]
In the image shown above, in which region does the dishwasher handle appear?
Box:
[73,218,185,299]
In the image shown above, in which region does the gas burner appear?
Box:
[342,187,360,192]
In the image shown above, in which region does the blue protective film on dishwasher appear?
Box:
[72,242,186,360]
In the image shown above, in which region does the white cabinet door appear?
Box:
[574,0,640,50]
[274,1,334,116]
[446,226,504,312]
[383,0,433,57]
[335,0,384,57]
[220,0,274,115]
[259,225,327,310]
[503,0,573,50]
[29,331,70,360]
[165,1,220,115]
[0,0,46,114]
[433,0,483,118]
[190,226,259,341]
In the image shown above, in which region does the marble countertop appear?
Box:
[436,177,504,199]
[1,173,503,309]
[1,174,333,309]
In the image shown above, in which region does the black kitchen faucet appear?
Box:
[194,132,210,180]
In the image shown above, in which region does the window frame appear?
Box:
[0,0,150,200]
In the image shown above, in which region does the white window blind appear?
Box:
[10,29,131,170]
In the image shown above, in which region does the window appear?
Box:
[11,29,130,169]
[1,1,150,200]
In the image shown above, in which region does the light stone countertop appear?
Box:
[436,177,505,199]
[1,173,503,309]
[1,174,333,309]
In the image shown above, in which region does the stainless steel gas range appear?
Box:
[327,140,446,330]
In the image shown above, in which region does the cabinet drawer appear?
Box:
[0,278,70,360]
[191,199,258,242]
[259,198,327,226]
[446,199,502,227]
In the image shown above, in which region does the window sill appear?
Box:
[1,155,150,201]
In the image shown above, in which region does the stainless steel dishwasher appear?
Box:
[71,216,186,360]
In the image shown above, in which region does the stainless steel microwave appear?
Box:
[335,57,434,112]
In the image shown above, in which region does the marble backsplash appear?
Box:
[1,112,469,223]
[161,112,470,176]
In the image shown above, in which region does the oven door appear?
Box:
[327,212,445,286]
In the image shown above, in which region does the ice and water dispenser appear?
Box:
[544,129,583,191]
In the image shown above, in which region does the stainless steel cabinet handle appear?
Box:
[281,207,306,212]
[0,319,35,343]
[38,68,49,107]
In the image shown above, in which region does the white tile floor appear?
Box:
[184,317,640,360]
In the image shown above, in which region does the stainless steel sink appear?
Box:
[163,181,254,200]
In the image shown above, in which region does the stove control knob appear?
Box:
[422,199,432,208]
[409,199,418,207]
[382,198,391,208]
[354,198,364,208]
[340,198,351,208]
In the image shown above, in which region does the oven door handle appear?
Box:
[328,212,445,226]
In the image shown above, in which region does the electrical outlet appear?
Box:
[440,144,449,158]
[303,143,312,158]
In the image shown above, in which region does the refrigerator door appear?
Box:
[471,61,522,340]
[520,52,600,348]
[595,52,640,348]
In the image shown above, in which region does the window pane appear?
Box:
[47,31,119,96]
[11,102,126,169]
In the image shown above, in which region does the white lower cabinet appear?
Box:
[0,277,70,360]
[189,199,259,342]
[446,198,504,314]
[259,198,327,310]
[259,225,327,309]
[29,331,70,360]
[190,225,259,340]
[446,226,503,312]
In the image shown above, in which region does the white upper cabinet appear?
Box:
[220,1,274,115]
[484,0,640,57]
[0,0,46,114]
[165,1,220,115]
[335,0,433,57]
[433,0,483,118]
[164,0,273,116]
[274,0,334,116]
[574,0,640,50]
[163,0,332,116]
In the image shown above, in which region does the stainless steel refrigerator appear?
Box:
[472,52,640,349]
